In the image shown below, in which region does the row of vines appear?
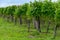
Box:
[0,0,60,38]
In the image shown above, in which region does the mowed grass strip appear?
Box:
[0,18,60,40]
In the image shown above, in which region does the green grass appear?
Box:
[0,18,60,40]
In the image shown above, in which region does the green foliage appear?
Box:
[55,8,60,24]
[14,3,28,17]
[3,7,7,15]
[0,8,4,14]
[42,1,55,20]
[30,1,42,18]
[0,0,60,24]
[6,6,16,16]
